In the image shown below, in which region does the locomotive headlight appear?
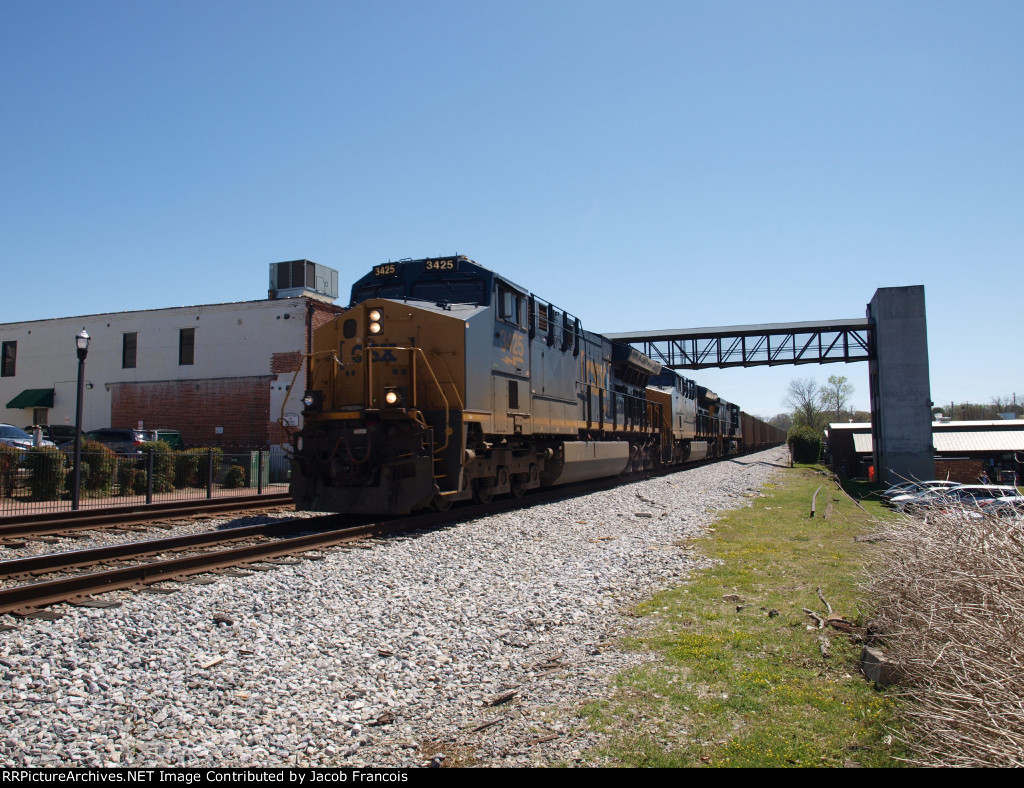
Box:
[368,309,382,322]
[368,321,382,335]
[301,390,323,412]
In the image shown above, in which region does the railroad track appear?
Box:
[0,458,760,618]
[0,493,294,541]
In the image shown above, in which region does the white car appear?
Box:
[984,499,1024,519]
[895,484,1020,513]
[0,423,57,451]
[885,480,961,505]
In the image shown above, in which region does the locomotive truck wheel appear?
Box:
[509,477,526,498]
[472,479,494,505]
[432,494,452,512]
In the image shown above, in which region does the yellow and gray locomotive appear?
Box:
[289,255,766,514]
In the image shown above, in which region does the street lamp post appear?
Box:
[71,329,90,511]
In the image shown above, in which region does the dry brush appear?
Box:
[867,505,1024,767]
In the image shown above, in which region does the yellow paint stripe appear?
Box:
[308,412,364,422]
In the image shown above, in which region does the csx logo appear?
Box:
[341,342,399,363]
[585,359,607,386]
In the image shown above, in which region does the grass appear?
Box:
[580,464,904,767]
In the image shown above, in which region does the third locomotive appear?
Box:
[290,256,784,514]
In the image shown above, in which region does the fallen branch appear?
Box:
[816,587,833,616]
[802,608,825,629]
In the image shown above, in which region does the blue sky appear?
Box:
[2,1,1021,418]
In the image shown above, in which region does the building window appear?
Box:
[122,332,137,369]
[179,328,195,366]
[1,341,15,377]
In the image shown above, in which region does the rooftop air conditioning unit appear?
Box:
[268,260,339,302]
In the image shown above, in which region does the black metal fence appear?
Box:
[0,444,291,517]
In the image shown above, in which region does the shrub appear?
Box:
[25,446,67,500]
[0,446,20,498]
[222,464,247,489]
[141,442,175,493]
[174,447,223,488]
[117,462,147,496]
[869,508,1024,766]
[80,441,117,496]
[787,425,822,464]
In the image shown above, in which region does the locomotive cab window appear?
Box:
[497,282,524,327]
[410,279,486,305]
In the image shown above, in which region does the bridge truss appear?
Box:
[605,318,874,370]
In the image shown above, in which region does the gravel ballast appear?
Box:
[0,447,788,768]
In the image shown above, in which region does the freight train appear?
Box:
[289,255,785,514]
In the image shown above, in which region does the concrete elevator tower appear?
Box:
[868,285,934,484]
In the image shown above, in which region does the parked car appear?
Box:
[881,481,917,499]
[0,424,57,453]
[885,480,961,505]
[24,424,77,447]
[83,428,150,455]
[945,485,1020,506]
[984,499,1024,520]
[895,484,1021,514]
[149,429,185,451]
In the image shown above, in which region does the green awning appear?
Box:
[5,388,55,409]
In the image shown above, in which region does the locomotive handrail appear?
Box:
[279,349,340,433]
[584,383,655,433]
[362,344,454,455]
[425,350,466,411]
[292,346,455,454]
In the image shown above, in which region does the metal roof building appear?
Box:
[827,420,1024,485]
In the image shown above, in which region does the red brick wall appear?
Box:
[934,458,984,485]
[110,376,273,448]
[270,351,303,374]
[310,300,343,334]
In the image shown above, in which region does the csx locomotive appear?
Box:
[289,255,783,514]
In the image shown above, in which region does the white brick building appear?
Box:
[1,262,344,449]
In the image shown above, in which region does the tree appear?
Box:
[940,398,1022,421]
[788,425,823,464]
[991,395,1023,418]
[784,378,826,431]
[820,375,855,422]
[768,412,793,432]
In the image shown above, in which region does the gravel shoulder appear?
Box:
[0,448,788,768]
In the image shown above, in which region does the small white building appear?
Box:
[0,261,344,450]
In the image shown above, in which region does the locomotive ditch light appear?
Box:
[383,387,406,408]
[301,390,323,412]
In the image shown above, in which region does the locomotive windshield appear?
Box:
[409,278,486,304]
[350,255,493,307]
